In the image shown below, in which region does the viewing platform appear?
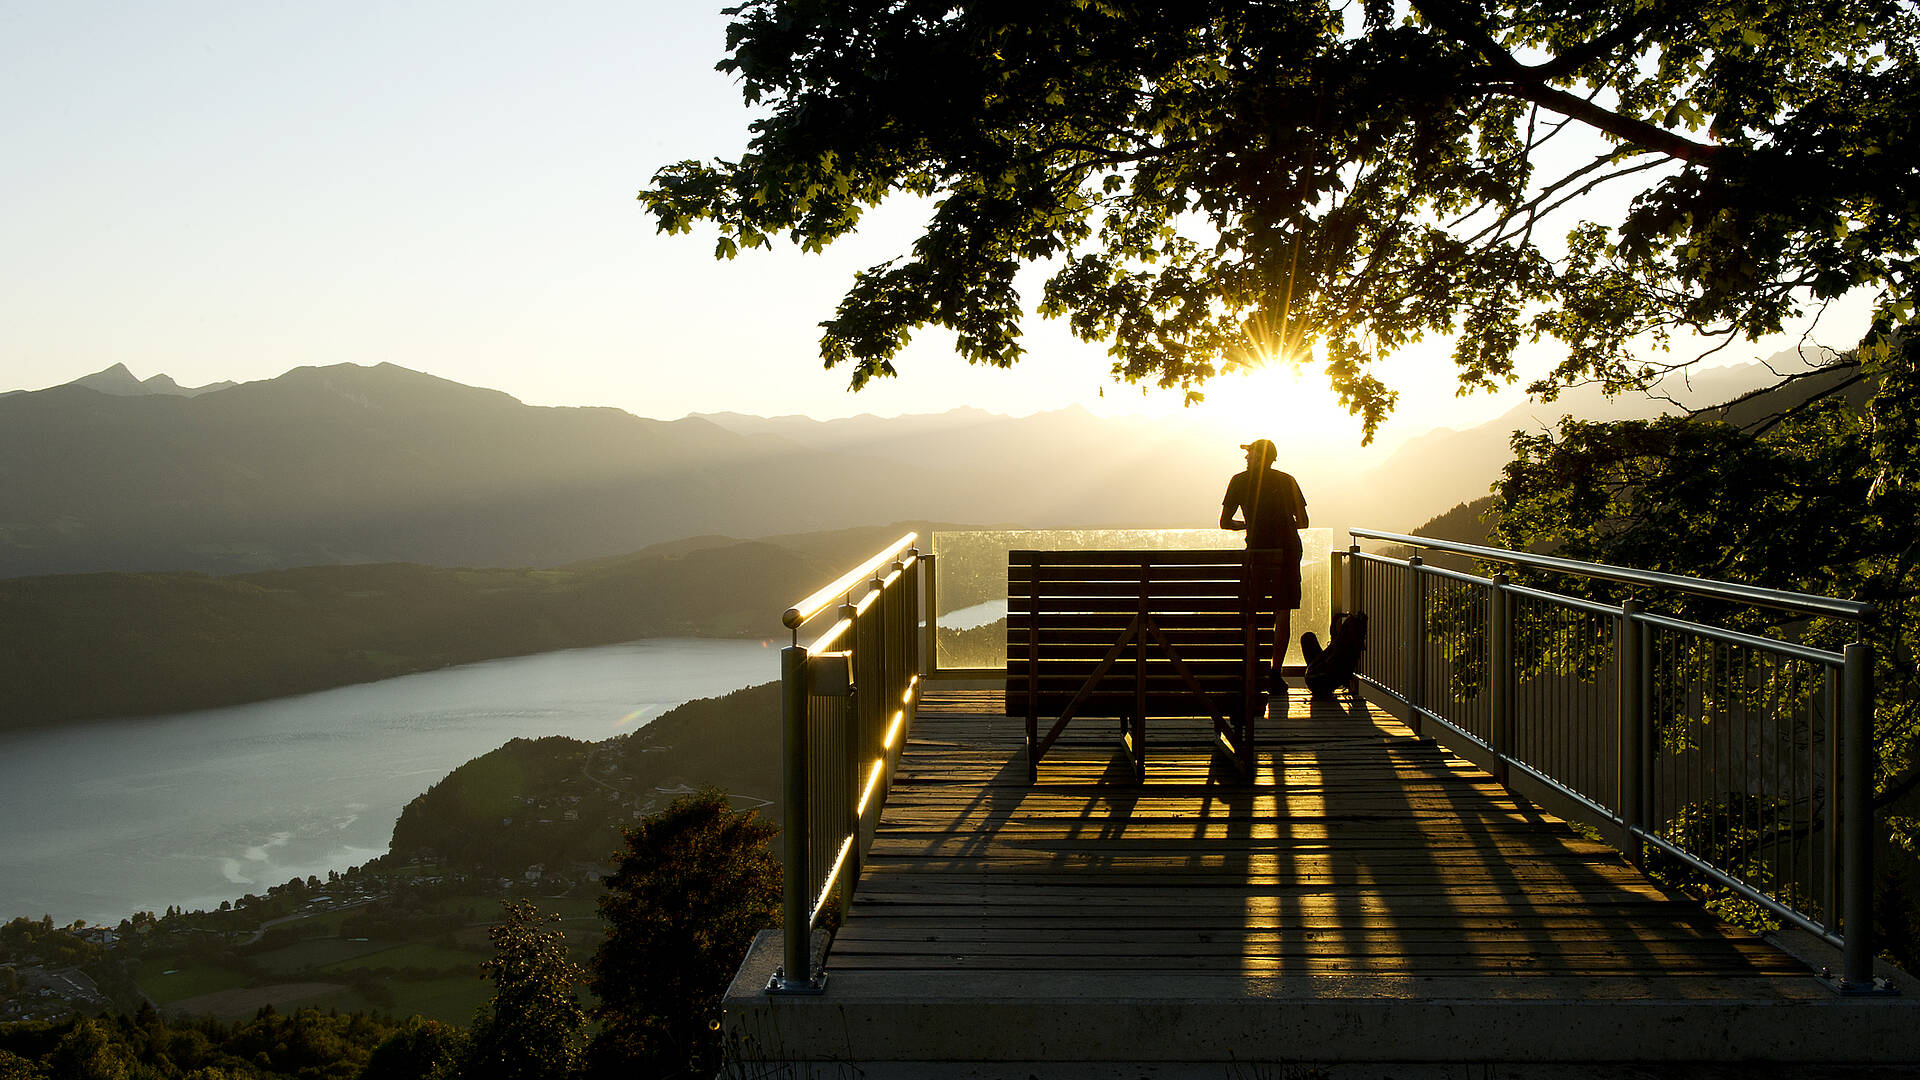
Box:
[725,530,1918,1075]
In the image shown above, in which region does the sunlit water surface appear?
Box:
[0,639,776,925]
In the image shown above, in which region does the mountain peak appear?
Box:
[64,364,233,398]
[68,364,145,395]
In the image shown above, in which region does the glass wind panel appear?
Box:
[930,528,1335,671]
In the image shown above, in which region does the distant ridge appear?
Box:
[0,362,1233,577]
[0,357,1812,578]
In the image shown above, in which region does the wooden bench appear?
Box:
[1005,550,1270,781]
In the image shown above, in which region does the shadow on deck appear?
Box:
[724,687,1919,1075]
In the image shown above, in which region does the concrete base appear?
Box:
[723,932,1920,1076]
[725,1064,1920,1080]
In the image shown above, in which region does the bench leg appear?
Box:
[1117,713,1145,782]
[1026,711,1039,784]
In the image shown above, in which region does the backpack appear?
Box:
[1303,611,1368,699]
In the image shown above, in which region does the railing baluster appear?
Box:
[1407,556,1425,738]
[1489,574,1511,787]
[1344,530,1884,993]
[1841,641,1878,992]
[1619,599,1644,865]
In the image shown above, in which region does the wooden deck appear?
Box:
[838,688,1798,980]
[724,686,1918,1072]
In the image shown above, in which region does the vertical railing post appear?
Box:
[1488,573,1511,786]
[905,550,921,686]
[1332,548,1346,617]
[921,551,938,677]
[1346,544,1362,621]
[891,558,908,705]
[1347,544,1365,697]
[1407,555,1426,738]
[1618,599,1645,865]
[1840,641,1877,991]
[774,643,814,992]
[842,601,862,899]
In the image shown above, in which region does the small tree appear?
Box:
[362,1017,466,1080]
[460,900,585,1080]
[0,1049,38,1080]
[586,787,780,1079]
[44,1017,135,1080]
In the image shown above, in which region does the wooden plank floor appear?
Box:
[833,686,1808,982]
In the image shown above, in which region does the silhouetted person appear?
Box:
[1220,439,1308,693]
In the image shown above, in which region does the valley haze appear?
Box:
[0,359,1791,580]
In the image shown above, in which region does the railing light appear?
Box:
[811,835,855,928]
[855,758,886,817]
[809,618,853,653]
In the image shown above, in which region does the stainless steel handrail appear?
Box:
[783,531,918,630]
[770,538,921,994]
[1350,528,1875,621]
[1336,534,1886,994]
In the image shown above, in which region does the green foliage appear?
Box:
[0,1008,401,1080]
[458,902,584,1080]
[358,1018,464,1080]
[646,0,1919,439]
[586,789,779,1080]
[45,1018,135,1080]
[1492,334,1920,968]
[0,919,102,972]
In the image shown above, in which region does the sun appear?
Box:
[1183,361,1371,449]
[1229,308,1312,377]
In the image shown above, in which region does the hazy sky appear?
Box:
[1,2,1873,450]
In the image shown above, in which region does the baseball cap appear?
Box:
[1240,439,1277,462]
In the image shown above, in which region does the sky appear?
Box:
[0,2,1875,456]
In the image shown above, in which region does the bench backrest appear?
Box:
[1004,549,1270,719]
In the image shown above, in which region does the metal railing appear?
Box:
[769,532,921,993]
[1341,528,1886,993]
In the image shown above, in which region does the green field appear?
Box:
[319,941,481,974]
[252,937,398,975]
[379,975,493,1024]
[136,960,252,1005]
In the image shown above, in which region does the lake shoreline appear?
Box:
[1,630,774,736]
[0,638,776,926]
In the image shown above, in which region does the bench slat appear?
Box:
[1010,612,1266,629]
[1009,581,1252,599]
[1013,638,1267,657]
[1010,564,1251,583]
[1009,549,1250,566]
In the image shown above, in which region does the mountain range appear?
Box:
[0,358,1807,579]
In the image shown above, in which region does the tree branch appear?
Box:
[1409,0,1722,164]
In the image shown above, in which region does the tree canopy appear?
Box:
[645,0,1917,438]
[462,901,585,1080]
[587,788,779,1080]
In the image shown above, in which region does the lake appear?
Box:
[0,638,776,926]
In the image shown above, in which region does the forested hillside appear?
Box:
[0,525,933,728]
